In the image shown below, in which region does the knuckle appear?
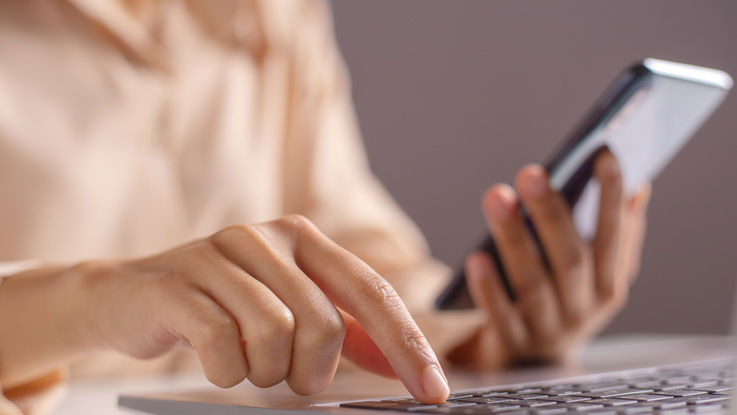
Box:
[535,197,566,222]
[211,224,257,245]
[601,284,629,310]
[399,329,428,355]
[517,280,549,307]
[558,247,587,274]
[195,314,239,347]
[247,307,294,388]
[259,305,296,345]
[306,312,346,350]
[564,310,586,331]
[322,312,347,342]
[177,244,214,270]
[499,227,527,250]
[279,214,315,234]
[359,275,403,309]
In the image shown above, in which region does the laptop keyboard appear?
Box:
[340,359,735,415]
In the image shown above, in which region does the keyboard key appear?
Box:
[556,402,605,411]
[655,410,688,415]
[517,388,544,394]
[448,393,476,400]
[457,398,515,405]
[642,400,687,410]
[518,400,556,408]
[479,392,513,397]
[652,389,706,397]
[689,404,723,413]
[578,389,655,398]
[618,394,673,402]
[428,406,493,415]
[686,394,731,405]
[543,384,580,393]
[579,382,631,393]
[490,405,525,412]
[700,386,733,393]
[586,399,638,406]
[530,408,568,415]
[689,380,720,389]
[434,403,478,408]
[501,394,550,400]
[660,384,691,390]
[541,389,580,396]
[663,377,693,385]
[614,404,653,414]
[538,396,592,403]
[630,381,661,389]
[584,410,618,415]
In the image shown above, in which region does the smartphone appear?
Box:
[435,58,733,310]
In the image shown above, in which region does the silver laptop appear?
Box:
[118,335,737,415]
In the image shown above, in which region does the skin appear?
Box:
[0,151,649,403]
[0,215,449,403]
[448,151,651,369]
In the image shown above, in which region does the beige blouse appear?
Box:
[0,0,481,413]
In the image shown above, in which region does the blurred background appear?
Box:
[329,0,737,335]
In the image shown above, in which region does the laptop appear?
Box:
[118,334,737,415]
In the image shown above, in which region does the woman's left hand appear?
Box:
[449,151,651,369]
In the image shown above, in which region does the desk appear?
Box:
[55,334,733,415]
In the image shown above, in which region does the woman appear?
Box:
[0,1,650,413]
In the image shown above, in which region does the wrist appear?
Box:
[0,261,109,387]
[64,259,125,353]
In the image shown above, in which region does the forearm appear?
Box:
[0,263,99,389]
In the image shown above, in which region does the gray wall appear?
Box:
[330,1,737,334]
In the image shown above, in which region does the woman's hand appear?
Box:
[450,152,650,369]
[1,215,448,403]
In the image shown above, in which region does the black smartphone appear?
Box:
[435,58,733,310]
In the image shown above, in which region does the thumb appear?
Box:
[339,310,398,379]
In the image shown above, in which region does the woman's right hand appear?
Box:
[78,215,448,402]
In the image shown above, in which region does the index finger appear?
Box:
[294,221,449,404]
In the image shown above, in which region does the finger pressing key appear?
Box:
[295,224,449,404]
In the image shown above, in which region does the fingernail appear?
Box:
[490,188,514,220]
[422,365,449,402]
[523,166,548,198]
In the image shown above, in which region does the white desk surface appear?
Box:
[54,334,734,415]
